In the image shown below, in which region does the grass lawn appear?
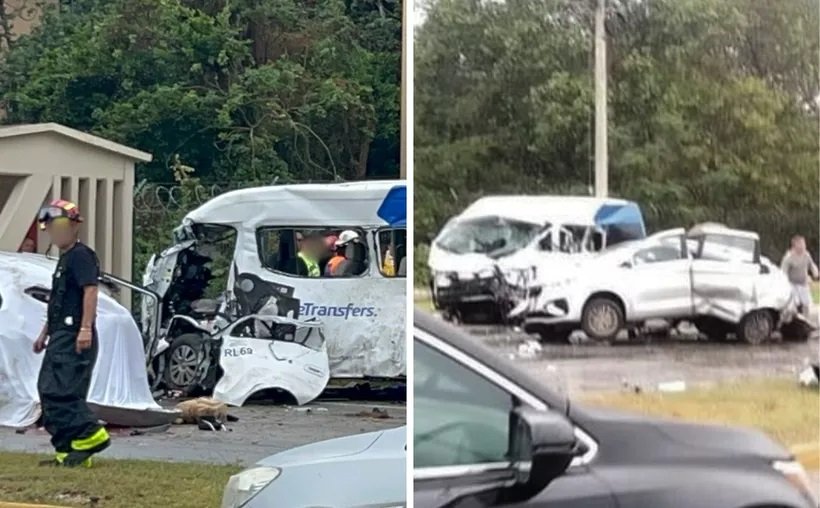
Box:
[0,453,241,508]
[582,378,820,470]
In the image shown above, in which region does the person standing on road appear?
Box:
[780,234,819,315]
[33,199,111,467]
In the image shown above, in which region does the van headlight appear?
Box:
[434,272,453,287]
[221,466,281,508]
[772,460,817,504]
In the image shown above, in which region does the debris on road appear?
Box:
[658,381,687,393]
[174,397,231,425]
[798,364,819,388]
[350,408,391,419]
[517,340,543,359]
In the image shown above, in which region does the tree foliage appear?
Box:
[415,0,818,263]
[1,0,401,183]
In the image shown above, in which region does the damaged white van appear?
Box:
[142,181,407,402]
[427,195,645,320]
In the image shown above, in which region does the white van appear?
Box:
[142,181,406,395]
[427,195,645,319]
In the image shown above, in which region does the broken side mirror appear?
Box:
[499,407,577,504]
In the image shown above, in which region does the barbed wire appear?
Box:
[133,179,342,213]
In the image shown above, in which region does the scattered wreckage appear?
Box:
[509,224,815,344]
[0,252,176,428]
[1,181,407,428]
[427,196,645,321]
[141,181,407,398]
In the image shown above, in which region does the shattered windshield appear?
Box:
[436,216,542,255]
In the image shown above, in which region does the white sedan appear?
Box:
[512,225,812,344]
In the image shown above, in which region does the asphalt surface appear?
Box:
[0,400,405,466]
[456,321,819,396]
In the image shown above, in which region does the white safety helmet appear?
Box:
[335,230,360,247]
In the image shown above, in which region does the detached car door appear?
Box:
[413,333,615,508]
[690,233,761,322]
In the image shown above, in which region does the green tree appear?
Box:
[0,0,402,183]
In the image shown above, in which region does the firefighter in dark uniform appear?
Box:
[33,199,111,467]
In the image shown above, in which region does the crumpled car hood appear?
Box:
[427,244,495,275]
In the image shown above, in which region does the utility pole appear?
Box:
[593,0,608,197]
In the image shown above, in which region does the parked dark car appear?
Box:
[413,311,817,508]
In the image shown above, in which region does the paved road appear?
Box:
[457,322,818,396]
[455,321,820,497]
[0,400,405,466]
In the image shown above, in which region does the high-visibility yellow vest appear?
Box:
[298,252,320,277]
[383,251,395,277]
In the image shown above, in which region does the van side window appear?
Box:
[415,339,513,468]
[256,227,369,278]
[376,228,407,278]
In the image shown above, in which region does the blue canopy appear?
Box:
[594,202,646,238]
[377,185,406,227]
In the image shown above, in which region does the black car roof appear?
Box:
[414,310,569,414]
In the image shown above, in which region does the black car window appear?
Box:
[414,339,513,469]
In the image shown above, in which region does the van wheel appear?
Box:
[164,333,208,393]
[581,298,624,341]
[737,310,774,345]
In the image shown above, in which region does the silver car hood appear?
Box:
[257,426,405,468]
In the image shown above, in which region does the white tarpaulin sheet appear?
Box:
[0,253,164,428]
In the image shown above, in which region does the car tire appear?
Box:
[737,310,774,345]
[581,297,624,342]
[164,333,208,393]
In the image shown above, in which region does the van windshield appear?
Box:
[436,216,541,255]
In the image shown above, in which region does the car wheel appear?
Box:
[737,310,774,345]
[164,333,208,393]
[581,297,624,341]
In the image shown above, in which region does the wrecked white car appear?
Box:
[428,196,645,320]
[512,225,814,344]
[213,314,329,406]
[142,181,406,403]
[0,253,173,428]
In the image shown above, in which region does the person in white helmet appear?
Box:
[327,230,360,277]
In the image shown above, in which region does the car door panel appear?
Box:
[627,259,692,320]
[522,469,616,507]
[690,234,761,322]
[414,469,616,508]
[625,232,691,320]
[690,259,759,322]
